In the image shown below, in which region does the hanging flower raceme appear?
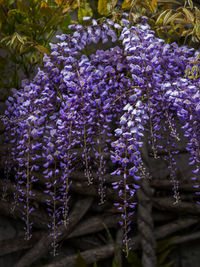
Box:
[3,14,200,256]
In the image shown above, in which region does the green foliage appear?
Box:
[74,251,88,267]
[1,0,200,91]
[127,251,142,267]
[0,0,75,89]
[119,0,200,46]
[98,0,117,16]
[78,0,93,22]
[74,251,100,267]
[93,262,98,267]
[127,236,177,267]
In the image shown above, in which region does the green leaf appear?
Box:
[157,236,178,253]
[127,251,142,267]
[157,0,181,3]
[0,5,7,25]
[195,7,200,21]
[74,251,88,267]
[163,10,172,25]
[98,0,117,15]
[78,0,93,22]
[61,14,71,33]
[98,0,108,15]
[160,261,174,267]
[182,7,194,22]
[158,248,174,265]
[17,0,30,13]
[112,247,122,267]
[164,11,181,24]
[156,9,169,24]
[8,0,15,6]
[15,32,25,44]
[188,0,193,9]
[40,1,52,16]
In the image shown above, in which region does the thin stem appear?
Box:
[63,121,73,227]
[77,69,92,184]
[53,162,57,257]
[97,112,104,204]
[168,147,180,205]
[123,166,129,257]
[26,127,31,240]
[123,145,129,257]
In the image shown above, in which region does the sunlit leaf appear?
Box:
[8,0,15,5]
[55,0,69,4]
[181,7,194,22]
[122,0,133,9]
[156,9,169,24]
[98,0,109,15]
[150,0,157,12]
[164,12,181,24]
[163,10,172,25]
[157,0,181,4]
[181,29,192,37]
[15,32,25,44]
[188,0,193,9]
[78,0,93,22]
[195,7,200,21]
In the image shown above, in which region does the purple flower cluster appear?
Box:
[3,14,200,254]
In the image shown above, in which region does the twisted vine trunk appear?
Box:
[137,178,157,267]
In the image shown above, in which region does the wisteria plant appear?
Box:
[3,14,200,257]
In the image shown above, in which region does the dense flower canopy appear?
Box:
[3,14,200,254]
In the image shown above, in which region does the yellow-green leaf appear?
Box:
[182,7,194,22]
[17,0,30,13]
[157,236,178,253]
[150,0,157,12]
[0,6,7,28]
[55,0,68,4]
[78,0,93,22]
[157,0,181,4]
[188,0,193,9]
[156,9,169,24]
[181,29,191,37]
[158,248,174,265]
[98,0,109,15]
[164,12,181,24]
[40,1,52,16]
[74,251,88,267]
[122,0,133,9]
[163,10,172,25]
[195,7,200,21]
